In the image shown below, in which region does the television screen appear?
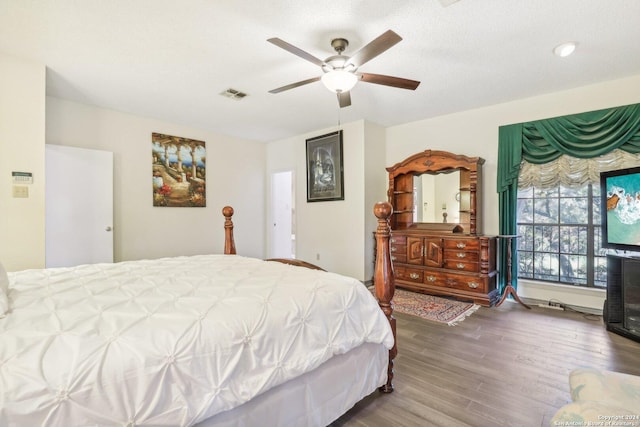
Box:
[601,166,640,251]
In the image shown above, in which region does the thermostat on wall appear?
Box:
[12,171,33,184]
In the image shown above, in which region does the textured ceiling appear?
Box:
[1,0,639,142]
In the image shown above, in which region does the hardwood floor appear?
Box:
[331,302,640,427]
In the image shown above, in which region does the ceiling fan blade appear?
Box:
[267,38,326,67]
[337,91,352,108]
[359,73,420,90]
[346,30,402,68]
[269,76,321,94]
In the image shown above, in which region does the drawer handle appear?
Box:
[426,275,437,282]
[468,282,479,289]
[456,252,466,258]
[456,263,465,269]
[456,242,466,249]
[391,246,397,252]
[391,256,396,261]
[391,238,396,243]
[409,273,419,280]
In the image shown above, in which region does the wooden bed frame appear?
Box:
[221,203,397,392]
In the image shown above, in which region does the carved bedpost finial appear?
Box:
[222,206,236,255]
[373,201,396,393]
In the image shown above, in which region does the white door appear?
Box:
[45,144,114,267]
[270,171,294,258]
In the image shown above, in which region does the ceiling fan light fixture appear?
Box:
[553,41,577,57]
[321,70,358,93]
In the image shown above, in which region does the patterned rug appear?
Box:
[376,288,480,326]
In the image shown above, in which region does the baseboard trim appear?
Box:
[519,296,603,316]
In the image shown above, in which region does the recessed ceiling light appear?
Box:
[553,42,577,58]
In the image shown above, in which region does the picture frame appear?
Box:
[306,130,344,202]
[152,133,206,207]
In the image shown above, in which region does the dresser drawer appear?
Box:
[442,273,487,293]
[421,271,487,293]
[390,235,407,246]
[443,239,480,251]
[390,244,406,256]
[390,253,407,263]
[423,271,445,286]
[395,266,423,283]
[390,233,407,263]
[444,250,479,262]
[443,260,479,272]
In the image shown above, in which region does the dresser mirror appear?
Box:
[386,150,484,235]
[413,171,460,223]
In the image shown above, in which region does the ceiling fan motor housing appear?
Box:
[330,38,349,54]
[322,38,356,74]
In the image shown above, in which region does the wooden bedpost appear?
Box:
[222,206,236,255]
[374,201,396,393]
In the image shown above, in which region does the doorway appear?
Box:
[270,171,295,259]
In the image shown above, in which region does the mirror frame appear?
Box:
[386,150,484,235]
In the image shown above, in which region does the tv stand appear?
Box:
[604,254,640,343]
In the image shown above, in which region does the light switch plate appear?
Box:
[12,185,29,198]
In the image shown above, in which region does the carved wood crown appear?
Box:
[387,150,484,176]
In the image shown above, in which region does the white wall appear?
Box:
[386,73,640,310]
[363,121,387,281]
[0,52,46,271]
[46,97,266,261]
[266,120,386,281]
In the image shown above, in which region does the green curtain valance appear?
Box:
[521,103,640,164]
[496,102,640,294]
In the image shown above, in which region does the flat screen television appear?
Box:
[601,166,640,251]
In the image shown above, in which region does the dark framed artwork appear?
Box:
[306,130,344,202]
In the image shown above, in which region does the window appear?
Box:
[516,184,607,288]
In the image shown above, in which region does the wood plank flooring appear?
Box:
[331,302,640,427]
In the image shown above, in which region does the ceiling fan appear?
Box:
[267,30,420,108]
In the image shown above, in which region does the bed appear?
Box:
[0,203,397,426]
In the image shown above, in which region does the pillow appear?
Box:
[0,261,9,316]
[570,367,640,410]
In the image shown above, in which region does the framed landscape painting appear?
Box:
[152,133,206,207]
[306,130,344,202]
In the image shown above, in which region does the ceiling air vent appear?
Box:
[220,88,248,100]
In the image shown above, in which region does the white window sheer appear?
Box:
[518,149,640,189]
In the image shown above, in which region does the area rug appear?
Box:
[373,288,480,326]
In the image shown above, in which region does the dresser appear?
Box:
[390,229,498,306]
[386,150,498,306]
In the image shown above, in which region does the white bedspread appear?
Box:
[0,255,393,426]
